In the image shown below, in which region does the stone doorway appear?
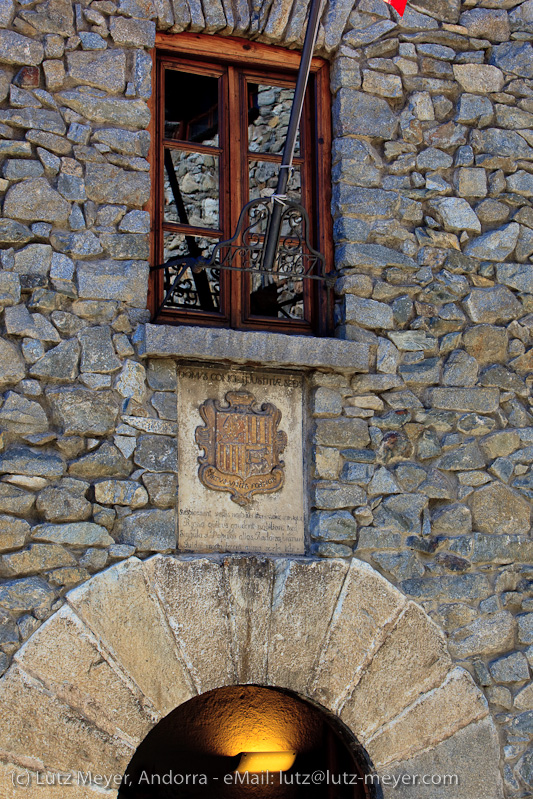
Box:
[0,554,503,798]
[118,685,369,798]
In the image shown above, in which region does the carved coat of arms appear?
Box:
[195,390,287,506]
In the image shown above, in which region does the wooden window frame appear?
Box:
[149,32,333,336]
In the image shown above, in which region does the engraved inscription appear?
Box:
[179,507,304,551]
[195,390,287,506]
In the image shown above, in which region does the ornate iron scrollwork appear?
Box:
[152,196,333,321]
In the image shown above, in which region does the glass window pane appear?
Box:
[163,232,220,312]
[246,160,306,322]
[249,269,305,321]
[248,160,302,236]
[249,160,301,204]
[165,69,219,145]
[248,83,300,156]
[164,149,219,230]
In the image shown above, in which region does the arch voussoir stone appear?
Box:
[265,557,348,694]
[308,559,408,711]
[223,555,276,685]
[339,601,453,742]
[13,604,159,747]
[66,557,196,717]
[366,667,489,767]
[0,664,134,777]
[1,554,503,799]
[145,555,236,693]
[381,717,503,799]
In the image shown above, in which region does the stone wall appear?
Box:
[324,3,533,795]
[0,0,531,794]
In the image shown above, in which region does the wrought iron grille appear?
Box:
[152,196,333,322]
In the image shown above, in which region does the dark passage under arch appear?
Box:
[119,685,373,798]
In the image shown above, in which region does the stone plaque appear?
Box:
[177,365,305,554]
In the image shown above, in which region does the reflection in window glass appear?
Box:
[163,232,220,312]
[165,70,219,145]
[246,157,305,320]
[248,83,299,156]
[248,160,302,237]
[164,149,219,230]
[249,268,305,321]
[249,160,301,203]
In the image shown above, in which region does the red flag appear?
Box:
[383,0,408,15]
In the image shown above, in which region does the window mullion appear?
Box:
[226,65,244,329]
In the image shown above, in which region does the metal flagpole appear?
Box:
[260,0,325,275]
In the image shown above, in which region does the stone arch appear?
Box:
[0,556,502,798]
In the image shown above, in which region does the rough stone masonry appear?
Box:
[0,0,531,793]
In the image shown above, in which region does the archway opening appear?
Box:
[118,685,372,798]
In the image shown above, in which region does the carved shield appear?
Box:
[195,390,287,506]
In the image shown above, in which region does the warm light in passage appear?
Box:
[236,751,297,773]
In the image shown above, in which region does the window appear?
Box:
[150,34,332,336]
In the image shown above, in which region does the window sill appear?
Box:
[140,324,371,373]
